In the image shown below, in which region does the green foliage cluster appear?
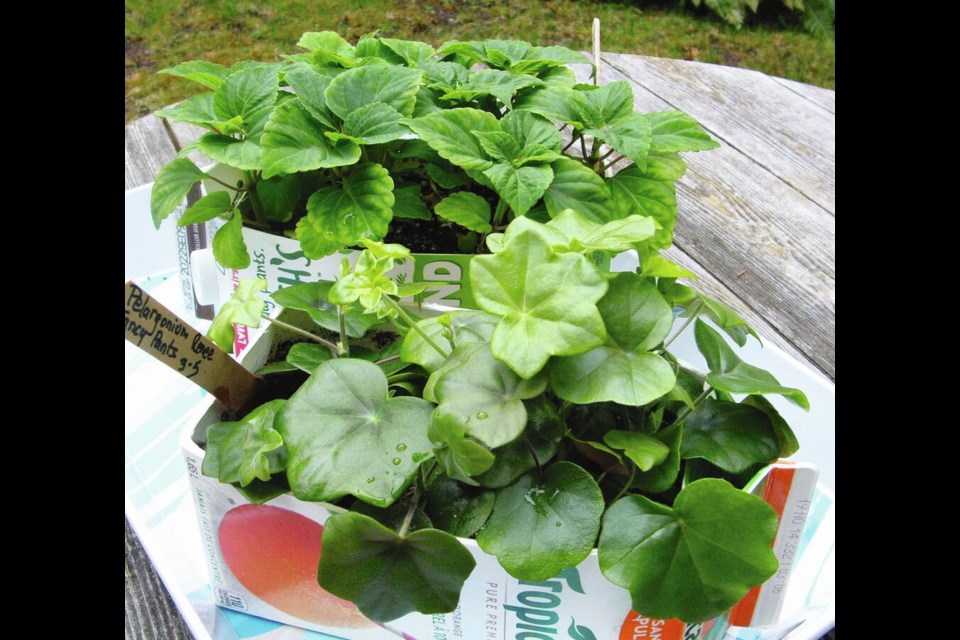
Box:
[686,0,835,38]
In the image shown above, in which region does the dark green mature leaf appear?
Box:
[160,60,230,90]
[269,281,379,338]
[435,192,493,233]
[318,512,476,622]
[429,412,496,483]
[502,108,563,152]
[694,320,809,409]
[471,217,608,378]
[473,131,522,163]
[425,163,470,189]
[261,99,361,179]
[425,475,495,537]
[514,86,591,128]
[742,395,799,457]
[212,214,250,269]
[297,162,394,258]
[477,462,603,581]
[392,184,431,220]
[207,278,266,352]
[474,396,564,488]
[213,65,279,139]
[350,501,432,534]
[380,37,436,65]
[681,399,779,473]
[277,359,434,506]
[202,399,286,486]
[604,430,670,472]
[543,157,614,222]
[255,173,300,222]
[582,80,634,125]
[150,158,204,227]
[647,111,720,153]
[551,273,675,405]
[483,163,553,217]
[178,191,233,226]
[342,102,409,145]
[403,108,500,171]
[631,423,683,493]
[285,342,333,373]
[325,65,424,120]
[282,63,337,130]
[599,479,778,623]
[198,134,262,170]
[586,113,653,168]
[607,163,678,248]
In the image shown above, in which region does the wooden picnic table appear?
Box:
[125,52,835,640]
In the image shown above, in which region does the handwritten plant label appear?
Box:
[124,281,262,411]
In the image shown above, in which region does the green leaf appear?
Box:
[502,109,562,152]
[325,65,423,120]
[197,134,262,170]
[256,360,299,375]
[285,342,333,373]
[742,395,800,457]
[607,163,678,248]
[431,343,546,448]
[483,163,553,218]
[476,462,604,581]
[631,423,683,493]
[425,475,495,537]
[474,396,564,488]
[543,157,615,222]
[255,173,300,223]
[297,31,357,65]
[694,320,809,409]
[277,359,434,505]
[282,62,337,130]
[547,210,656,254]
[459,68,543,108]
[212,214,250,269]
[680,399,779,473]
[471,217,608,379]
[698,294,760,347]
[598,479,778,623]
[159,60,229,90]
[401,311,497,374]
[261,99,361,179]
[527,45,592,66]
[603,430,670,472]
[473,131,522,163]
[177,191,232,226]
[155,93,218,127]
[207,278,266,352]
[551,273,675,405]
[514,86,591,128]
[297,162,394,258]
[392,184,431,220]
[341,102,409,145]
[428,412,496,483]
[647,110,720,153]
[150,158,204,227]
[350,500,432,534]
[636,246,697,278]
[582,80,634,125]
[483,39,532,65]
[380,37,436,65]
[419,60,470,89]
[434,192,493,233]
[402,108,500,171]
[540,65,578,88]
[643,151,687,180]
[269,281,379,338]
[586,113,652,168]
[318,512,476,621]
[213,65,279,139]
[202,399,286,486]
[425,163,470,189]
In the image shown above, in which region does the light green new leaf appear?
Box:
[473,131,522,164]
[471,217,608,378]
[547,210,655,254]
[402,108,500,171]
[435,192,493,233]
[297,162,394,258]
[527,45,592,66]
[607,164,678,248]
[540,65,577,88]
[543,157,614,222]
[428,412,496,484]
[155,93,218,127]
[380,37,436,65]
[297,31,357,66]
[202,399,286,486]
[636,246,697,278]
[604,430,670,472]
[261,99,361,179]
[631,423,683,493]
[643,152,687,180]
[502,109,563,152]
[582,80,635,125]
[694,320,809,409]
[401,311,498,374]
[585,113,652,168]
[343,102,409,145]
[483,163,553,217]
[698,294,760,347]
[392,184,431,220]
[598,479,778,623]
[325,65,424,120]
[680,399,779,473]
[477,462,603,581]
[198,134,262,170]
[277,358,435,505]
[150,158,204,227]
[286,342,333,373]
[419,60,470,89]
[455,68,543,108]
[483,39,531,64]
[425,475,495,538]
[514,86,590,128]
[551,273,675,405]
[269,281,379,338]
[213,65,279,139]
[212,214,250,269]
[177,191,233,226]
[159,60,229,90]
[474,396,563,488]
[647,110,720,153]
[207,278,266,352]
[282,62,337,130]
[255,173,300,223]
[318,512,476,622]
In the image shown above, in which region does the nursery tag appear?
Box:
[124,280,263,412]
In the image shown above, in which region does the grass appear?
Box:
[124,0,835,124]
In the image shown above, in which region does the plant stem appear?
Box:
[261,316,340,357]
[612,464,637,502]
[600,154,626,174]
[398,476,422,538]
[595,147,616,165]
[204,173,248,192]
[337,306,350,357]
[675,385,714,423]
[375,354,402,366]
[562,133,581,154]
[522,435,543,481]
[662,300,704,350]
[492,199,508,226]
[384,297,450,358]
[579,135,588,161]
[241,171,266,223]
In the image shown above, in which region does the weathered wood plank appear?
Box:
[771,76,835,114]
[166,120,212,168]
[125,518,193,640]
[602,53,835,215]
[125,114,178,190]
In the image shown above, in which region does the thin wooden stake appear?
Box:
[592,17,601,85]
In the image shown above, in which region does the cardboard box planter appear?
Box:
[178,314,835,640]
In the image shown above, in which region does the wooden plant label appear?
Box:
[124,280,262,412]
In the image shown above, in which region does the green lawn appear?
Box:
[124,0,835,124]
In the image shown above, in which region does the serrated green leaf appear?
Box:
[213,65,279,139]
[413,85,441,117]
[471,217,608,378]
[502,109,562,152]
[297,31,357,66]
[603,430,670,472]
[392,184,431,220]
[202,400,286,486]
[540,65,577,88]
[473,131,522,163]
[150,158,204,227]
[586,113,652,169]
[197,134,262,170]
[483,163,553,217]
[607,163,678,248]
[742,395,799,457]
[680,398,779,473]
[428,412,496,483]
[379,37,436,65]
[255,173,300,222]
[277,359,434,505]
[325,65,423,120]
[212,213,250,269]
[643,152,687,180]
[403,108,500,171]
[207,278,266,352]
[425,475,495,537]
[460,68,543,108]
[160,60,230,90]
[599,479,778,622]
[543,157,614,222]
[342,102,409,145]
[631,423,683,493]
[583,80,635,125]
[261,99,361,179]
[474,396,563,488]
[647,110,720,153]
[434,192,493,233]
[155,93,218,127]
[477,462,603,581]
[528,45,592,66]
[269,281,379,338]
[425,163,470,189]
[285,342,333,373]
[419,60,471,89]
[514,86,589,128]
[694,320,809,408]
[282,62,337,130]
[177,191,232,226]
[436,39,486,63]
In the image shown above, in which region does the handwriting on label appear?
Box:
[124,281,262,411]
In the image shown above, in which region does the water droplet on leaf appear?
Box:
[392,458,401,465]
[396,443,407,452]
[366,476,375,484]
[476,411,489,420]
